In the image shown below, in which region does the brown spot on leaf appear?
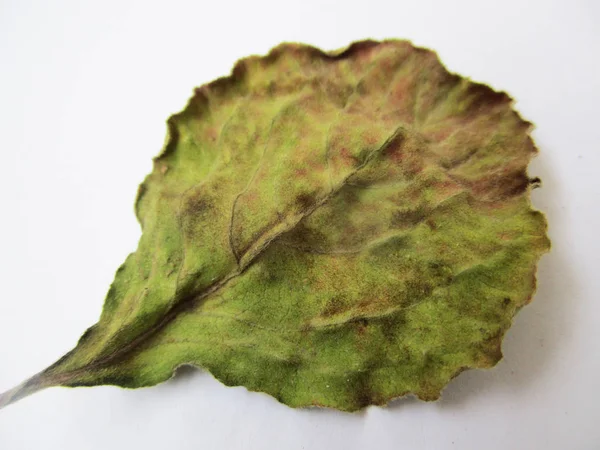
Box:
[295,191,317,211]
[476,334,504,367]
[464,83,511,115]
[468,168,532,202]
[382,132,406,163]
[279,221,329,249]
[321,296,346,317]
[391,206,427,228]
[339,147,360,165]
[294,167,308,177]
[184,192,214,217]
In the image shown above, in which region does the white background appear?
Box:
[0,0,598,448]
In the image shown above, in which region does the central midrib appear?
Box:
[45,125,407,386]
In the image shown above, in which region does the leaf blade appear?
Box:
[1,39,550,412]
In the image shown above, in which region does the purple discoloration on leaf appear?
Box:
[0,40,549,412]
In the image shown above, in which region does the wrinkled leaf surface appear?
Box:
[0,40,550,412]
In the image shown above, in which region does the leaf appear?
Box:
[0,40,550,412]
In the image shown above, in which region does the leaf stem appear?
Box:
[0,373,48,410]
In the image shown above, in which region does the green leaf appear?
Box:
[0,40,550,412]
